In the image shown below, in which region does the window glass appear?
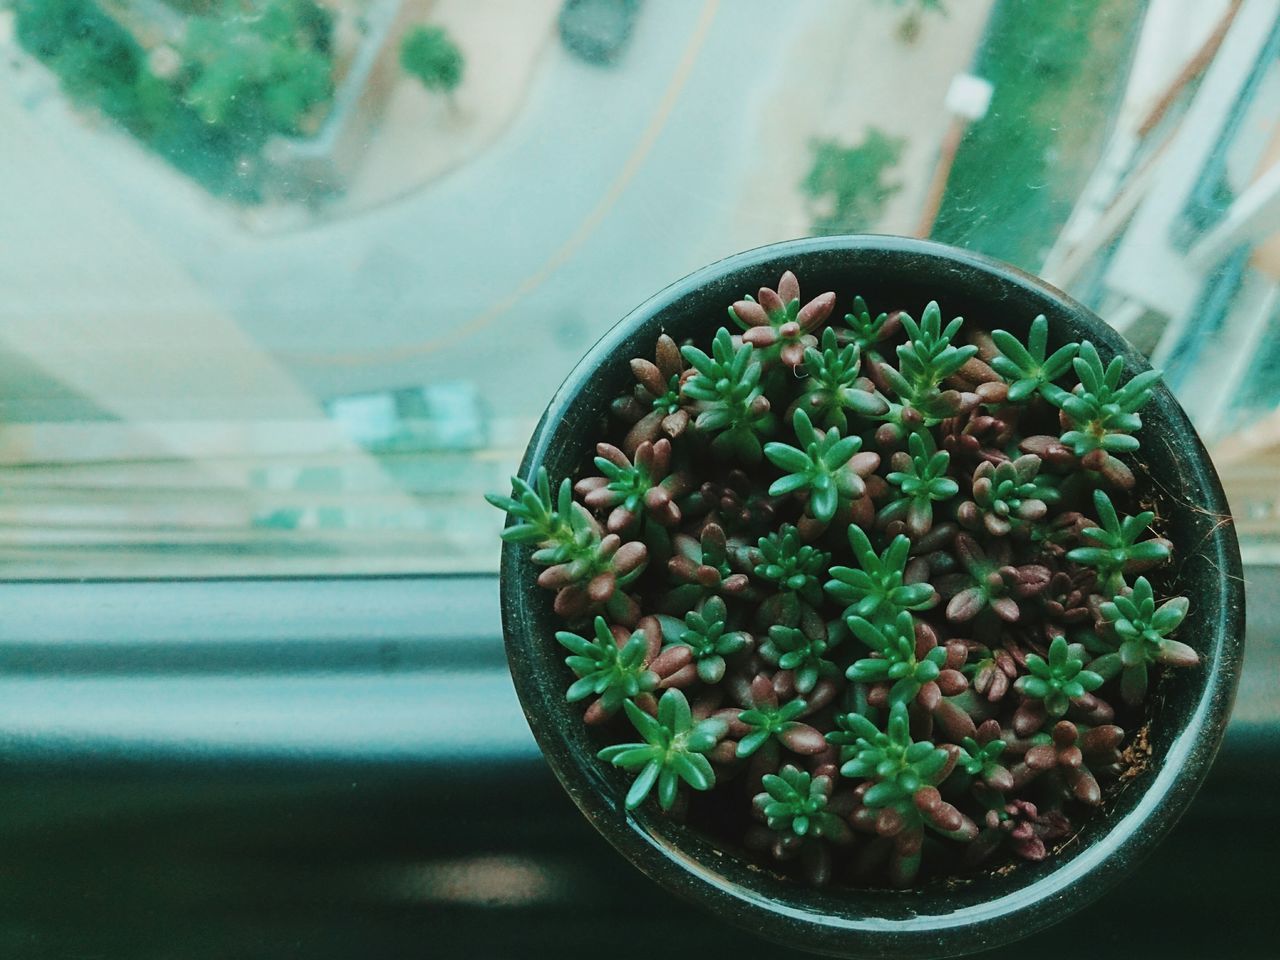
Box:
[1,0,1274,577]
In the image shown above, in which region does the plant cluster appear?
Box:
[489,271,1196,889]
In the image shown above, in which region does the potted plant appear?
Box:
[491,236,1244,959]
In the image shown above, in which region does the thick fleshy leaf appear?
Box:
[764,443,813,474]
[1127,540,1172,563]
[811,482,840,523]
[604,745,660,769]
[1089,652,1122,680]
[824,436,862,470]
[566,675,600,702]
[834,711,879,741]
[555,631,596,657]
[841,757,877,778]
[848,658,892,682]
[1018,676,1050,699]
[1152,599,1187,634]
[657,765,680,810]
[779,723,827,754]
[863,780,903,809]
[769,473,812,496]
[1121,661,1149,705]
[686,718,728,753]
[1078,669,1104,692]
[623,697,666,745]
[947,586,987,623]
[625,760,660,809]
[696,656,726,685]
[1157,638,1198,668]
[736,729,771,758]
[657,688,692,733]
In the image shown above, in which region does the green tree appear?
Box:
[400,25,464,100]
[181,0,335,142]
[802,129,904,235]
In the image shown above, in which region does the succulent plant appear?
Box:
[880,431,959,537]
[765,409,872,525]
[966,643,1019,702]
[940,534,1052,624]
[575,439,689,535]
[839,295,900,359]
[969,798,1071,864]
[878,301,979,425]
[557,616,659,722]
[729,270,836,368]
[1040,567,1097,641]
[491,269,1187,891]
[859,618,973,741]
[754,765,852,843]
[957,722,1014,792]
[1043,341,1162,488]
[1014,635,1104,719]
[680,328,775,462]
[1086,576,1196,705]
[736,684,825,759]
[826,526,937,628]
[759,617,843,694]
[611,333,690,453]
[829,702,973,886]
[658,596,751,685]
[664,521,753,612]
[751,524,829,609]
[488,467,647,622]
[1066,489,1171,595]
[989,314,1080,403]
[797,327,891,431]
[746,763,854,887]
[599,689,728,810]
[845,611,945,706]
[956,454,1056,538]
[1008,720,1123,806]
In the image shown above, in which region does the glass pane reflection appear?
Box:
[1,0,1276,577]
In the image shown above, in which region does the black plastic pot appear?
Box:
[499,236,1245,959]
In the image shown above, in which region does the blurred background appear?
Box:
[0,0,1276,957]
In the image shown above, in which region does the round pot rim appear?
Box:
[500,235,1245,958]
